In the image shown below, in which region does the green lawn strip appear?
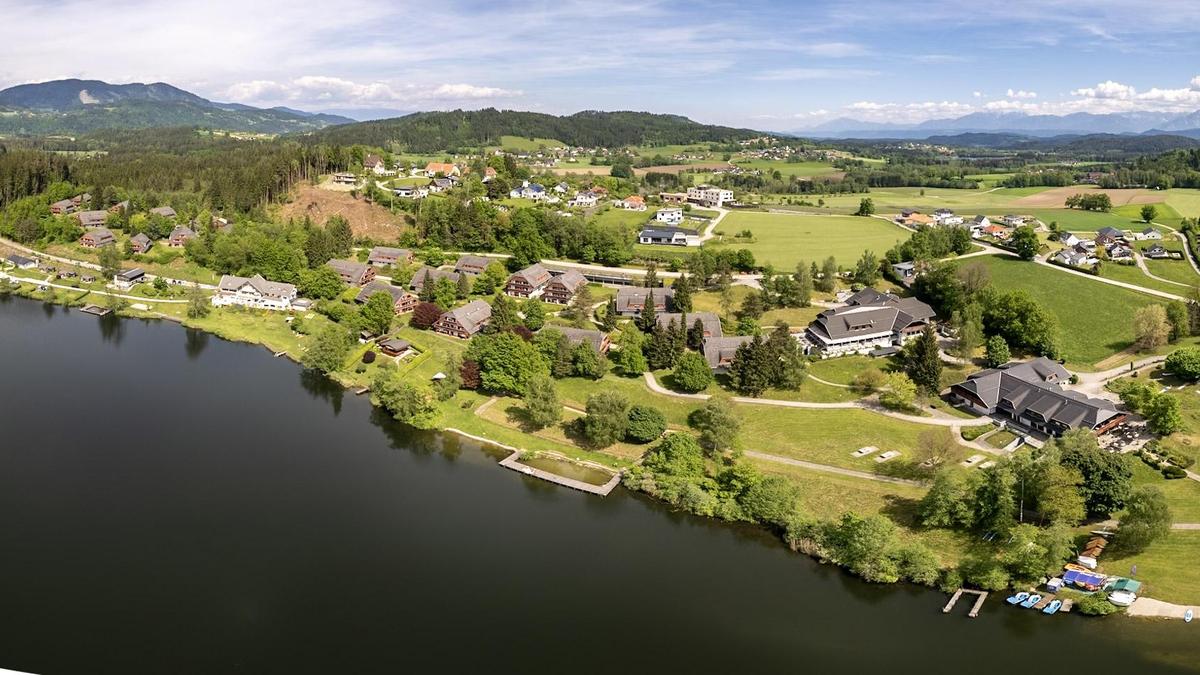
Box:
[1163,188,1200,218]
[983,430,1018,449]
[705,212,907,269]
[475,397,647,463]
[45,241,220,285]
[1128,459,1200,523]
[1097,261,1186,296]
[956,255,1162,369]
[496,135,565,151]
[807,355,892,385]
[1029,208,1142,231]
[1101,532,1200,605]
[185,308,333,360]
[730,159,839,177]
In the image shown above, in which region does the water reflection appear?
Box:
[97,312,124,344]
[183,328,209,360]
[298,368,343,415]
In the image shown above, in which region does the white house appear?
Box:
[655,208,684,225]
[1058,233,1084,248]
[364,154,395,177]
[1136,227,1164,241]
[569,191,599,208]
[510,181,547,200]
[687,185,734,207]
[212,274,298,311]
[932,208,963,226]
[638,226,701,247]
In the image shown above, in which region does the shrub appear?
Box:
[1162,464,1187,479]
[362,351,376,364]
[1076,593,1123,616]
[625,405,667,443]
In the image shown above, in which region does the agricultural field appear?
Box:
[495,136,565,151]
[1030,208,1145,232]
[1012,186,1163,209]
[706,212,907,269]
[955,255,1164,368]
[770,186,1051,216]
[730,159,841,177]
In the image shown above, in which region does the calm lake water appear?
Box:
[0,296,1197,675]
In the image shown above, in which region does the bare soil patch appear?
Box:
[1014,186,1162,208]
[278,183,409,242]
[550,165,612,176]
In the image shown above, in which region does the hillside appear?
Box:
[0,79,354,135]
[301,108,763,152]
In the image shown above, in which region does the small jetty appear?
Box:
[354,387,369,396]
[273,350,287,357]
[943,588,989,618]
[499,452,621,496]
[80,304,112,316]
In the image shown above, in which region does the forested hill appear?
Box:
[302,109,763,151]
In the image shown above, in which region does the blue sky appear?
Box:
[5,0,1200,128]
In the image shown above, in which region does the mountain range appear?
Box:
[0,79,355,135]
[790,110,1200,139]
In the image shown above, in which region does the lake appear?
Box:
[0,295,1197,674]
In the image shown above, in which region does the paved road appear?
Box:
[1034,252,1187,301]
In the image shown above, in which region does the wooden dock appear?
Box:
[498,452,621,496]
[943,588,989,617]
[80,304,112,316]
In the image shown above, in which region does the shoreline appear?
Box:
[0,286,1194,620]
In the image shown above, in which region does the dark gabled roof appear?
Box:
[615,286,674,313]
[409,266,461,291]
[440,299,491,333]
[656,311,722,337]
[367,246,411,263]
[1097,226,1124,238]
[454,255,492,274]
[546,269,586,293]
[217,274,296,298]
[326,258,369,280]
[6,254,34,266]
[355,280,412,304]
[952,357,1118,430]
[809,289,935,342]
[115,268,146,282]
[509,263,551,288]
[554,327,608,353]
[702,336,754,368]
[639,226,699,239]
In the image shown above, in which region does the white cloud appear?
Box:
[1006,88,1037,99]
[225,76,521,108]
[1071,80,1136,100]
[973,91,983,98]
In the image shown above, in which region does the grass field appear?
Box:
[959,255,1163,368]
[779,186,1051,216]
[496,135,565,151]
[707,212,907,269]
[1105,532,1200,605]
[731,159,840,177]
[1031,208,1144,232]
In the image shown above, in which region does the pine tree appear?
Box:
[644,261,658,289]
[637,292,658,332]
[673,273,693,312]
[793,261,813,307]
[601,296,618,331]
[903,324,943,394]
[687,317,705,351]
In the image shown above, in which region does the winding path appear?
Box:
[743,451,922,487]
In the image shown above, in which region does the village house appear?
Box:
[5,254,37,270]
[891,261,917,283]
[428,177,456,193]
[129,233,153,254]
[1058,232,1084,248]
[364,154,394,177]
[326,259,376,286]
[424,162,460,177]
[1001,214,1026,227]
[510,181,547,200]
[71,193,91,206]
[1095,227,1126,246]
[569,191,598,208]
[655,208,684,225]
[109,200,130,214]
[687,185,734,207]
[656,311,722,338]
[949,358,1124,437]
[1136,227,1163,241]
[332,172,357,185]
[659,192,688,204]
[433,299,492,338]
[541,269,587,304]
[454,255,492,276]
[482,167,497,182]
[982,224,1011,239]
[1053,247,1097,268]
[149,206,177,219]
[703,336,754,373]
[969,215,991,235]
[168,225,197,248]
[75,210,108,228]
[367,246,413,267]
[80,228,116,248]
[378,337,414,358]
[393,185,428,199]
[619,195,647,211]
[212,274,297,311]
[1107,243,1134,261]
[409,266,462,293]
[803,288,937,358]
[505,263,552,298]
[896,209,933,227]
[1145,244,1172,260]
[932,208,963,226]
[638,225,701,247]
[553,182,569,194]
[614,286,674,316]
[50,199,76,215]
[113,268,146,291]
[552,327,611,354]
[355,280,417,314]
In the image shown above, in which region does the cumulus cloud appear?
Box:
[224,76,521,107]
[1006,88,1037,99]
[1071,80,1136,100]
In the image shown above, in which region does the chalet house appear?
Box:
[1136,227,1163,241]
[569,191,598,208]
[1053,248,1096,268]
[428,177,456,193]
[541,269,587,304]
[1145,244,1171,260]
[638,226,700,247]
[50,199,76,215]
[212,274,297,311]
[364,154,394,176]
[168,225,197,248]
[982,224,1011,239]
[505,263,552,298]
[71,193,91,206]
[424,162,460,177]
[332,172,357,185]
[355,280,417,314]
[5,255,37,270]
[1107,243,1134,261]
[482,167,497,182]
[378,337,414,358]
[803,288,936,358]
[703,336,754,373]
[109,200,130,214]
[620,195,647,211]
[409,266,462,293]
[433,299,492,338]
[1095,227,1126,245]
[149,206,177,218]
[687,185,734,207]
[554,182,569,194]
[614,286,674,316]
[212,216,232,232]
[129,233,152,254]
[454,255,492,276]
[655,208,684,225]
[949,358,1124,437]
[75,210,108,228]
[80,228,116,248]
[554,327,611,354]
[367,246,413,267]
[113,268,145,291]
[656,311,722,338]
[326,259,376,286]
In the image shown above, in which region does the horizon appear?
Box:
[4,1,1200,131]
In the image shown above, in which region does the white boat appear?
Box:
[1108,590,1137,607]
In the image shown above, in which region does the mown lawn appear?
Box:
[1104,532,1200,605]
[731,159,840,177]
[1032,208,1142,231]
[706,212,907,270]
[958,255,1162,369]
